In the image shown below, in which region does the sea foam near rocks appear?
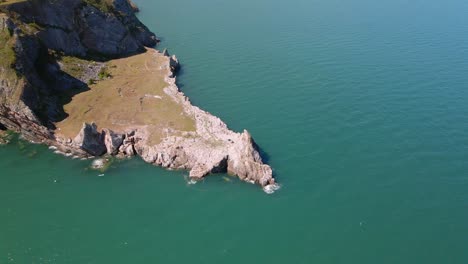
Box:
[263,184,281,194]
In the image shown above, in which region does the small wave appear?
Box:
[187,179,198,185]
[91,159,106,169]
[263,184,281,194]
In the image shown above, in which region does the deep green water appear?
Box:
[2,0,468,263]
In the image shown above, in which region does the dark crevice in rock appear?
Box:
[211,156,228,174]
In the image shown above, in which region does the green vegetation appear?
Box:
[0,21,24,103]
[58,55,94,79]
[22,22,43,34]
[0,0,27,7]
[0,27,16,69]
[98,66,111,80]
[0,13,29,105]
[83,0,113,12]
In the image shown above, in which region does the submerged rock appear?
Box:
[91,158,111,172]
[0,131,10,145]
[263,183,281,194]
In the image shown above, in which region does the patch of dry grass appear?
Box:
[59,56,96,80]
[55,49,195,145]
[0,0,27,7]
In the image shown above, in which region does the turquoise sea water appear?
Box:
[2,0,468,262]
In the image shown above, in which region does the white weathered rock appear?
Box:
[73,123,106,156]
[130,52,275,187]
[103,129,123,155]
[91,158,108,170]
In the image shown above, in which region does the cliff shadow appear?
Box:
[36,46,166,129]
[34,52,91,127]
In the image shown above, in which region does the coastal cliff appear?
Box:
[0,0,277,191]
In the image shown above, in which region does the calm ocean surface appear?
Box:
[2,0,468,262]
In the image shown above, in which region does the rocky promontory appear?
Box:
[0,0,277,191]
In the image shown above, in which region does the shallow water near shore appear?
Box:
[2,0,468,263]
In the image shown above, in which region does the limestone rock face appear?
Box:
[78,5,141,57]
[8,0,81,31]
[169,55,180,72]
[119,132,137,156]
[37,28,86,56]
[73,123,106,156]
[3,0,157,57]
[112,0,137,15]
[162,49,180,76]
[227,130,274,186]
[128,53,275,187]
[103,129,124,155]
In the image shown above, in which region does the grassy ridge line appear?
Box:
[0,0,27,7]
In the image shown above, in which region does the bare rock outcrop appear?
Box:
[3,0,158,57]
[73,123,106,156]
[103,129,124,155]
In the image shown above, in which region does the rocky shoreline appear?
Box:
[0,0,278,192]
[55,49,278,191]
